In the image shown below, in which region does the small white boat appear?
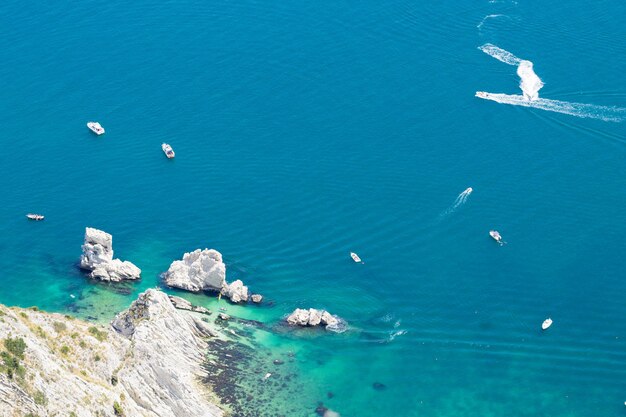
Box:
[542,318,553,330]
[350,252,362,263]
[26,213,45,221]
[475,91,489,99]
[262,372,272,381]
[489,230,503,244]
[162,143,175,159]
[87,122,105,135]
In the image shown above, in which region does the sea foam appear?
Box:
[479,43,543,100]
[477,44,625,122]
[475,92,626,122]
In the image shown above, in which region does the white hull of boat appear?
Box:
[162,143,175,159]
[350,252,362,263]
[87,122,105,135]
[542,318,553,330]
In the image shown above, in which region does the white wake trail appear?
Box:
[478,43,521,66]
[475,92,626,122]
[477,43,625,122]
[440,187,473,217]
[477,14,506,30]
[479,43,543,100]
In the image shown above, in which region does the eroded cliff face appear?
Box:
[0,289,224,417]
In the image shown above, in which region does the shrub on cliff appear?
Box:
[4,337,27,359]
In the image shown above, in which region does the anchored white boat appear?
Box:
[350,252,362,263]
[26,213,45,221]
[87,122,105,135]
[162,143,175,159]
[542,318,553,330]
[489,230,504,244]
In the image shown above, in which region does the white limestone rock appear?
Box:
[0,290,223,417]
[321,311,339,327]
[80,227,141,281]
[164,249,226,292]
[308,308,322,326]
[251,294,263,303]
[168,295,193,311]
[222,279,249,303]
[111,289,223,416]
[286,308,344,330]
[286,308,311,326]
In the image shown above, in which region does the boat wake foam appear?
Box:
[440,187,473,217]
[476,14,507,30]
[477,44,625,122]
[475,92,626,122]
[479,43,543,100]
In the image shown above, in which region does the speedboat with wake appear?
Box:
[350,252,362,263]
[475,91,490,99]
[162,143,175,159]
[87,122,105,135]
[542,318,553,330]
[489,230,504,245]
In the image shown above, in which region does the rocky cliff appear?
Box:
[0,289,223,417]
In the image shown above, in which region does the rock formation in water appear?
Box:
[221,279,249,303]
[168,295,211,315]
[79,227,141,281]
[163,249,258,303]
[286,308,342,329]
[0,289,223,417]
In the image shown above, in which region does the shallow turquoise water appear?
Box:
[1,0,625,416]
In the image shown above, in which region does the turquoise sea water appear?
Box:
[1,0,626,415]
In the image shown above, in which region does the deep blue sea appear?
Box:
[1,0,626,416]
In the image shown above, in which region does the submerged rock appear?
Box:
[286,308,345,331]
[372,382,387,391]
[79,227,141,281]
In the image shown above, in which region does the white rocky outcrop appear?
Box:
[164,249,226,292]
[286,308,342,330]
[80,227,141,281]
[111,289,222,416]
[221,279,249,303]
[164,249,256,303]
[0,289,223,417]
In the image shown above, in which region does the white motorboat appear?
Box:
[475,91,489,99]
[26,213,45,221]
[87,122,105,135]
[162,143,175,159]
[542,318,553,330]
[350,252,362,263]
[489,230,503,244]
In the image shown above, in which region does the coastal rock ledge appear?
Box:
[286,308,344,331]
[163,249,258,304]
[79,227,141,281]
[0,288,223,417]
